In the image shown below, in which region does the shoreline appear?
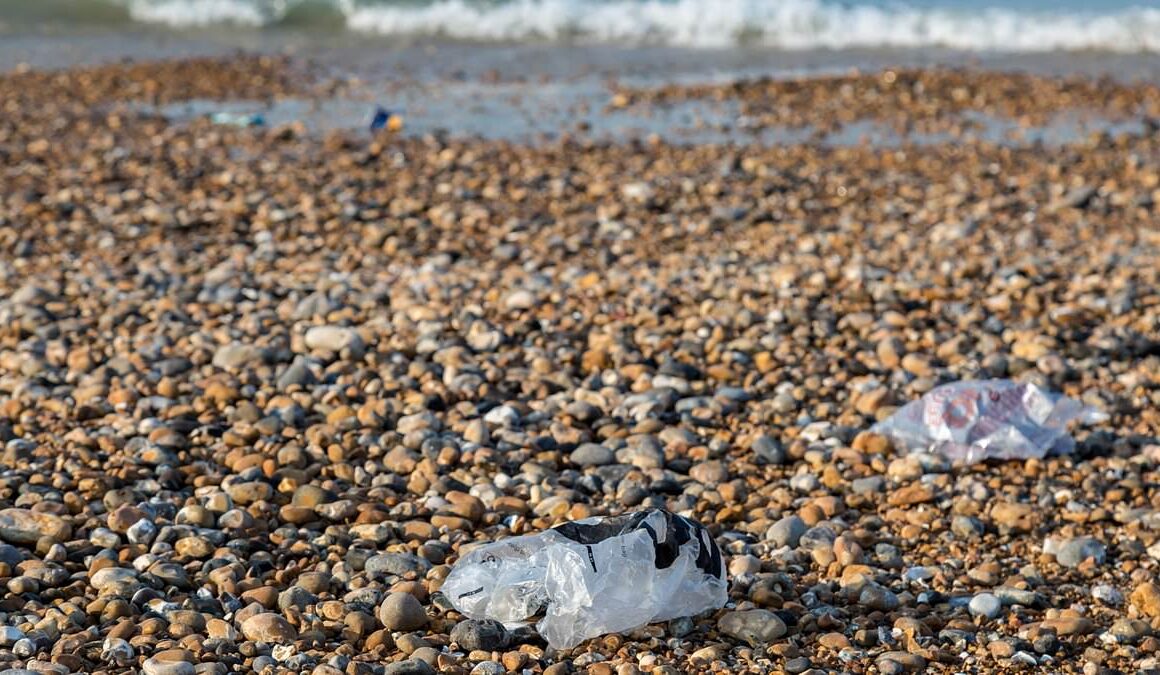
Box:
[10,27,1160,80]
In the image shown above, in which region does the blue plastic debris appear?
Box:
[370,106,403,132]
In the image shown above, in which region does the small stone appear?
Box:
[767,515,807,548]
[226,481,273,505]
[483,405,519,427]
[0,508,71,543]
[379,592,428,631]
[689,460,729,484]
[887,483,934,506]
[90,567,138,592]
[751,435,786,465]
[503,290,536,311]
[1033,633,1060,654]
[1109,618,1150,643]
[466,321,503,352]
[277,358,316,389]
[858,584,899,612]
[951,516,985,539]
[101,637,134,665]
[1055,537,1106,568]
[668,616,695,638]
[501,652,527,671]
[1131,583,1160,618]
[127,518,157,544]
[241,613,297,644]
[990,502,1037,531]
[365,553,432,578]
[292,485,335,507]
[851,476,885,495]
[1092,584,1124,607]
[571,443,614,467]
[717,609,787,644]
[207,619,238,641]
[304,326,365,356]
[969,593,1002,620]
[799,525,837,551]
[994,587,1044,608]
[142,659,195,675]
[876,651,926,673]
[900,353,934,377]
[382,659,436,675]
[1042,617,1094,636]
[877,338,904,369]
[0,627,24,647]
[818,632,849,650]
[279,586,317,612]
[212,343,268,371]
[451,620,510,651]
[621,439,665,469]
[7,577,37,595]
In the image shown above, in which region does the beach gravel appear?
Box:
[0,54,1155,673]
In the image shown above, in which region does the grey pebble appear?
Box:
[766,515,807,548]
[968,593,1002,620]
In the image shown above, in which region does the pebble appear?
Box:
[211,343,268,371]
[717,610,787,644]
[379,592,428,631]
[1132,583,1160,618]
[1109,618,1151,644]
[142,659,195,675]
[858,584,899,612]
[851,476,885,495]
[969,593,1002,620]
[0,627,24,647]
[767,516,807,548]
[1093,585,1124,607]
[382,660,436,675]
[365,553,431,578]
[571,443,615,467]
[875,652,926,673]
[241,613,298,644]
[1055,537,1106,568]
[451,620,510,651]
[304,325,365,355]
[751,435,786,465]
[951,515,985,539]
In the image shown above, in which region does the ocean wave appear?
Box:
[110,0,1160,52]
[126,0,273,26]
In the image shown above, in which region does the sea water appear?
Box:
[2,0,1160,52]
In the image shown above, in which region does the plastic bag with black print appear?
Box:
[440,508,727,649]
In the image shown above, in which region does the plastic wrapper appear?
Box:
[440,508,727,649]
[872,379,1105,463]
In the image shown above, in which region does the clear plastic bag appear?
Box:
[872,379,1106,464]
[440,508,728,650]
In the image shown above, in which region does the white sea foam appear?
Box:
[122,0,1160,52]
[126,0,272,27]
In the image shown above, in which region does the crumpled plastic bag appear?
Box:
[872,379,1106,463]
[440,508,727,649]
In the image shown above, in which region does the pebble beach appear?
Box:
[0,49,1159,675]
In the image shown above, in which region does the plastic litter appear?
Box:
[440,508,727,650]
[872,379,1106,463]
[370,106,404,132]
